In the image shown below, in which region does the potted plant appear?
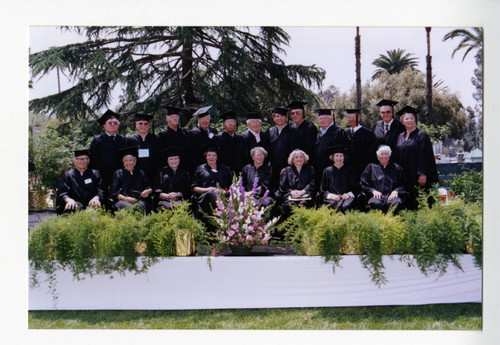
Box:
[210,177,278,255]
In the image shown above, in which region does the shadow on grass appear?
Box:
[29,303,482,330]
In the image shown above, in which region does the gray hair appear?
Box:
[376,145,392,157]
[288,149,309,165]
[250,146,268,158]
[246,118,262,125]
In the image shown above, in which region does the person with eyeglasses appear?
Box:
[127,113,161,183]
[55,149,104,215]
[89,110,129,191]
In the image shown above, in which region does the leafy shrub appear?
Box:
[449,170,483,203]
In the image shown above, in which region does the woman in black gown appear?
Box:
[278,149,315,219]
[394,106,438,209]
[241,146,274,208]
[110,147,152,213]
[154,147,190,211]
[320,146,357,212]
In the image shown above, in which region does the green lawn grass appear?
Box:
[28,303,481,330]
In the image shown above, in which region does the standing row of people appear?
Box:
[56,99,438,218]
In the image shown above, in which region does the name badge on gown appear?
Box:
[208,132,214,139]
[84,178,92,184]
[138,149,150,158]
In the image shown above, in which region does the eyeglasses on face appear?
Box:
[105,121,120,125]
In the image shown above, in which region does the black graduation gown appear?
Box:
[191,163,233,190]
[56,168,104,214]
[345,126,377,181]
[394,128,439,195]
[372,118,405,151]
[110,168,151,200]
[240,129,270,166]
[360,162,406,196]
[214,131,244,175]
[127,132,161,183]
[188,126,218,173]
[278,164,316,201]
[267,125,293,187]
[154,166,190,199]
[88,132,129,188]
[158,126,189,168]
[290,119,318,156]
[241,163,273,197]
[312,124,349,181]
[320,164,357,200]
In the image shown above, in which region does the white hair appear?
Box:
[288,149,309,165]
[376,145,392,156]
[250,146,268,158]
[246,118,262,125]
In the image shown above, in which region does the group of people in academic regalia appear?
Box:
[56,98,438,229]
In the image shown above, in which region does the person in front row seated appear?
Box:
[56,149,104,215]
[191,144,232,218]
[320,145,357,212]
[360,145,406,213]
[278,149,316,220]
[241,146,274,208]
[154,146,190,211]
[110,147,152,213]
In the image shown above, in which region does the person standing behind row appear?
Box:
[241,112,270,167]
[267,106,293,191]
[394,106,438,209]
[158,106,190,170]
[188,105,218,174]
[372,99,405,152]
[127,113,161,184]
[214,110,244,176]
[289,101,317,156]
[312,108,349,183]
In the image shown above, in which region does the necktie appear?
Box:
[384,124,389,134]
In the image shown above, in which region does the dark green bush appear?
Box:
[449,170,483,203]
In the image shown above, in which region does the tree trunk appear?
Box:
[425,27,432,125]
[355,27,362,109]
[181,28,197,106]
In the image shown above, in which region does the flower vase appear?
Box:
[230,246,252,256]
[175,229,195,256]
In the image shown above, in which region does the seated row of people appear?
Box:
[57,142,406,221]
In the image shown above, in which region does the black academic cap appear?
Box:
[315,108,334,116]
[200,141,220,155]
[74,149,90,158]
[165,106,183,116]
[243,112,262,120]
[345,108,360,114]
[97,109,120,125]
[133,113,153,122]
[119,146,138,158]
[272,107,289,116]
[376,99,398,107]
[396,106,419,122]
[161,146,183,158]
[220,110,238,122]
[287,101,307,111]
[193,105,213,118]
[327,145,347,155]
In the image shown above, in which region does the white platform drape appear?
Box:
[28,255,482,310]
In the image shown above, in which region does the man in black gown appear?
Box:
[89,110,129,192]
[288,101,318,156]
[56,149,104,215]
[344,108,376,182]
[158,106,190,170]
[312,108,349,182]
[267,106,293,191]
[214,110,244,176]
[240,112,270,167]
[127,113,161,183]
[188,105,218,174]
[372,99,405,151]
[360,145,406,213]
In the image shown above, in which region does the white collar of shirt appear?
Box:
[249,129,261,142]
[105,131,116,137]
[276,124,287,135]
[351,125,361,133]
[383,119,394,128]
[320,122,334,135]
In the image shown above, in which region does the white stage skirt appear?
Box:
[29,255,482,310]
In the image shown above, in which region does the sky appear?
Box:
[29,26,478,112]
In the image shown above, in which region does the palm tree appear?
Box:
[442,27,483,61]
[371,48,420,81]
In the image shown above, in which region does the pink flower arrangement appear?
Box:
[211,176,279,247]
